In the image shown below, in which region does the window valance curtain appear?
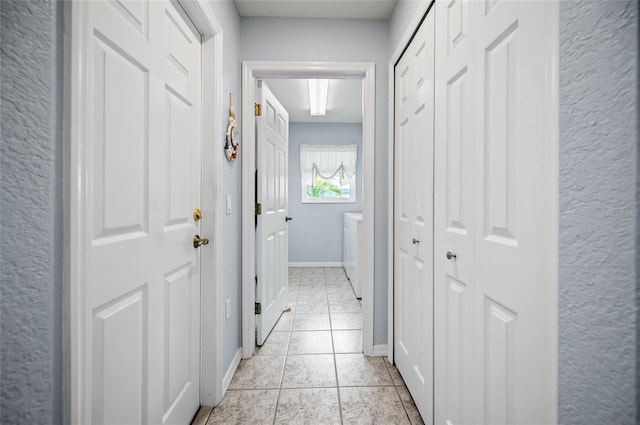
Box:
[300,144,357,185]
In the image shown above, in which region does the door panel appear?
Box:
[394,10,435,423]
[257,82,290,345]
[474,2,556,423]
[434,0,476,424]
[434,0,557,423]
[82,0,202,423]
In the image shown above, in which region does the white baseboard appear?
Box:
[372,344,388,356]
[289,262,343,267]
[222,348,242,394]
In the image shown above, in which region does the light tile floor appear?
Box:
[197,266,424,425]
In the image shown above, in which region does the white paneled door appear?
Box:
[79,0,202,423]
[256,82,290,346]
[434,0,557,424]
[393,10,435,423]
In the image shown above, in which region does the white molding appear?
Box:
[242,61,376,359]
[387,0,432,365]
[183,0,226,407]
[546,1,560,421]
[65,0,224,420]
[288,262,343,267]
[373,344,388,356]
[222,348,242,394]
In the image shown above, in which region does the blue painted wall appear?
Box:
[288,123,363,264]
[208,0,244,383]
[558,1,638,423]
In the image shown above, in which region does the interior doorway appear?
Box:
[257,77,366,349]
[241,61,376,358]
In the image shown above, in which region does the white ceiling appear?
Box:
[264,79,362,123]
[234,0,397,20]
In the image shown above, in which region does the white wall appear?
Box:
[240,17,390,345]
[288,123,363,264]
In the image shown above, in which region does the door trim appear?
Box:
[387,1,433,364]
[241,61,376,357]
[64,1,225,421]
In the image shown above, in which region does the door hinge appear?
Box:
[255,103,262,116]
[256,203,262,215]
[255,302,262,315]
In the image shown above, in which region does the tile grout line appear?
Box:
[385,360,416,425]
[325,268,346,425]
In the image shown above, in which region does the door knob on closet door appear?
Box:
[285,216,293,222]
[412,238,420,245]
[446,251,457,260]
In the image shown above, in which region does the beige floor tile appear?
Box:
[329,298,362,313]
[206,389,279,425]
[330,312,362,330]
[396,385,425,425]
[335,354,392,386]
[274,388,341,425]
[340,386,410,425]
[228,356,285,390]
[282,354,337,388]
[332,330,362,353]
[326,290,356,301]
[296,299,330,314]
[288,331,333,354]
[255,331,290,356]
[273,312,294,332]
[385,359,406,386]
[324,267,346,278]
[293,313,331,331]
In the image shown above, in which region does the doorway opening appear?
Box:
[241,61,376,358]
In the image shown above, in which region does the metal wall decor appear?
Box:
[225,93,239,161]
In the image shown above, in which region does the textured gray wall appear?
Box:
[0,0,63,423]
[288,123,363,263]
[558,1,638,423]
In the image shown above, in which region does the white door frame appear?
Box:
[242,61,376,357]
[64,0,225,421]
[387,1,433,365]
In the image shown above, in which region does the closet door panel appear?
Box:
[394,9,435,423]
[473,2,557,423]
[434,0,476,424]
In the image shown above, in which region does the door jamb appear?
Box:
[64,1,225,421]
[387,2,433,364]
[242,61,376,357]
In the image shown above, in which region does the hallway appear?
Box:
[195,266,423,424]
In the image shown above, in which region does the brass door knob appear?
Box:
[193,208,202,221]
[193,235,209,248]
[446,251,457,260]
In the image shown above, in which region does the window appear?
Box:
[300,144,357,203]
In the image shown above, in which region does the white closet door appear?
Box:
[472,1,557,423]
[433,0,476,423]
[434,0,558,424]
[393,10,435,423]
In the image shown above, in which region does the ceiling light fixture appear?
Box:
[308,79,329,116]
